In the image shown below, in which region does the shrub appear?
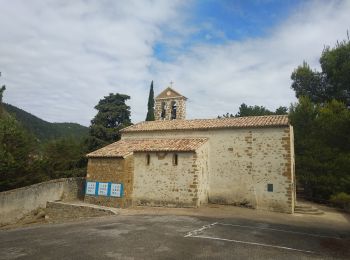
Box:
[330,192,350,210]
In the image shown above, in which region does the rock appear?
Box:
[36,209,46,219]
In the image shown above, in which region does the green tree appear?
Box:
[291,36,350,106]
[275,106,288,115]
[290,35,350,203]
[0,115,37,191]
[88,93,132,151]
[0,85,41,191]
[289,97,318,197]
[0,85,5,104]
[235,103,273,117]
[320,38,350,106]
[289,97,350,200]
[0,85,88,191]
[219,112,234,118]
[0,85,5,115]
[42,138,86,179]
[291,62,325,103]
[145,80,155,121]
[219,103,288,118]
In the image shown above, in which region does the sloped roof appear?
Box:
[155,87,187,100]
[86,138,208,158]
[121,115,289,133]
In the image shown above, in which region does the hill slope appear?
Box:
[3,103,88,142]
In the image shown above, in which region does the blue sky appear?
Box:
[154,0,302,61]
[0,0,349,125]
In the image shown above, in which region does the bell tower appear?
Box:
[154,86,187,120]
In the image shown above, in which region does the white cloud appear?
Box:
[0,0,349,125]
[152,1,350,119]
[0,0,186,124]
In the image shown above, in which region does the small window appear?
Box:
[171,101,177,120]
[161,102,166,119]
[173,153,178,166]
[146,154,150,165]
[267,183,273,192]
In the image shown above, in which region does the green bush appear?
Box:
[330,192,350,210]
[290,98,350,201]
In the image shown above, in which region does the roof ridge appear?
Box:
[120,115,289,133]
[87,137,208,158]
[122,137,208,140]
[132,114,288,123]
[155,87,187,99]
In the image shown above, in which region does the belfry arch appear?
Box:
[154,86,187,121]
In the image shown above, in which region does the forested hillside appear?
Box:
[0,90,132,192]
[3,103,88,142]
[0,102,89,191]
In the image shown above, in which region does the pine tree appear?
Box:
[289,97,350,200]
[0,114,37,191]
[87,93,132,151]
[291,35,350,107]
[145,81,155,121]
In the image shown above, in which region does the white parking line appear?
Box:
[216,223,341,240]
[183,222,333,254]
[184,222,218,237]
[189,235,316,254]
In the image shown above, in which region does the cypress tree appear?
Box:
[0,85,6,115]
[145,81,155,121]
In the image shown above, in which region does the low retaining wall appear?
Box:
[45,201,116,221]
[0,177,85,226]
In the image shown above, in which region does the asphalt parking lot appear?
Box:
[1,213,349,260]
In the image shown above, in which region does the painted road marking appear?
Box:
[217,223,341,240]
[189,235,316,254]
[184,222,337,254]
[184,222,218,237]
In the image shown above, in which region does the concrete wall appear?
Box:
[133,148,208,207]
[85,156,134,208]
[122,126,294,213]
[0,177,84,226]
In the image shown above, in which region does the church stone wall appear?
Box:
[195,143,210,205]
[85,156,134,208]
[154,97,186,120]
[122,126,295,213]
[132,147,208,207]
[207,126,295,213]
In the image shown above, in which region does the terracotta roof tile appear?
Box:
[121,115,289,133]
[86,138,208,158]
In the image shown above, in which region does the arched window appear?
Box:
[171,101,177,120]
[161,102,166,119]
[172,153,178,166]
[146,154,150,165]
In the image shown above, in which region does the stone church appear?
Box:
[85,87,296,213]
